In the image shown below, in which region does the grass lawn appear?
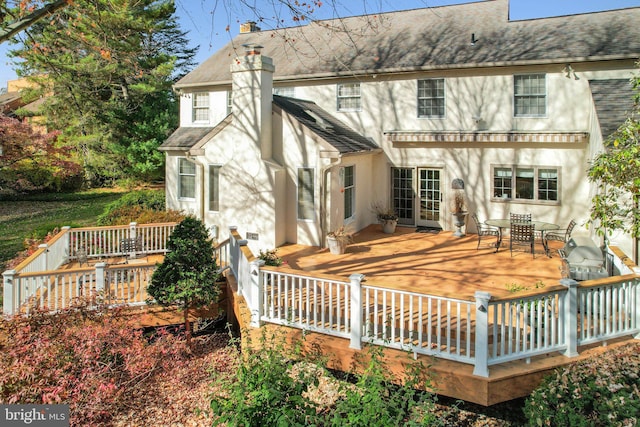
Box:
[0,189,126,271]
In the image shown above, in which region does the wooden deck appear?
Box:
[228,225,638,406]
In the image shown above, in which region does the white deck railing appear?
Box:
[227,227,640,377]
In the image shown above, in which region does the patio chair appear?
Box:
[75,247,89,266]
[471,213,500,251]
[509,212,532,223]
[543,219,577,255]
[510,223,535,258]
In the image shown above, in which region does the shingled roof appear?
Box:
[589,79,637,140]
[176,0,640,88]
[273,95,379,154]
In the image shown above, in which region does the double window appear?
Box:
[337,83,361,111]
[343,165,355,219]
[192,92,210,123]
[514,74,546,117]
[493,165,558,203]
[297,168,314,220]
[178,158,196,199]
[418,78,445,118]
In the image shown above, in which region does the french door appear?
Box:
[417,168,442,228]
[392,167,443,228]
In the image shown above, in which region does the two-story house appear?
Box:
[159,0,639,260]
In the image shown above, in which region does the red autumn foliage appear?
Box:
[0,302,190,426]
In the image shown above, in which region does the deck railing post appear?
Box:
[95,262,107,293]
[473,291,491,377]
[39,243,49,271]
[3,269,16,315]
[229,227,240,293]
[560,278,579,357]
[249,259,266,327]
[349,273,364,350]
[633,270,640,339]
[62,226,71,263]
[129,222,138,259]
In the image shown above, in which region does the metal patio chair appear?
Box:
[471,213,500,251]
[543,219,577,255]
[510,223,535,258]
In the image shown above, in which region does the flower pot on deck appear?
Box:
[381,219,398,234]
[327,236,347,255]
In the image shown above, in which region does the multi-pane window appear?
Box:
[337,83,361,111]
[343,165,355,219]
[493,166,559,202]
[178,158,196,199]
[274,87,295,98]
[514,74,546,117]
[297,168,314,220]
[418,78,445,118]
[208,165,221,211]
[226,91,233,115]
[192,92,210,122]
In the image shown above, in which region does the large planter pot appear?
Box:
[381,219,398,234]
[327,236,347,255]
[452,211,468,237]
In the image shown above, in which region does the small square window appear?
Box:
[337,83,361,111]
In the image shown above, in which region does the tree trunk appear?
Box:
[184,306,192,348]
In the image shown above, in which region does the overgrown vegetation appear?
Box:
[210,330,442,426]
[0,302,190,426]
[525,342,640,426]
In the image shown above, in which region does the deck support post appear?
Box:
[473,291,491,377]
[38,244,49,271]
[349,273,364,350]
[249,259,266,327]
[560,278,579,357]
[3,269,16,316]
[95,262,107,293]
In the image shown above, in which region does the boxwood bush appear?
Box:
[524,342,640,426]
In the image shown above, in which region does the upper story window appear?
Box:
[192,92,210,122]
[297,168,314,220]
[274,87,295,98]
[343,165,355,219]
[178,158,196,200]
[492,165,559,203]
[514,74,546,117]
[418,78,445,118]
[337,83,361,112]
[226,91,233,115]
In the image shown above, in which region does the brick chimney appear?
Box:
[240,21,261,33]
[231,44,274,160]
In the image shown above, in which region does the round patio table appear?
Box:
[485,219,560,255]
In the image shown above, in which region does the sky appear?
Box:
[2,0,640,88]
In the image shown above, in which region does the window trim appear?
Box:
[491,164,560,205]
[192,91,210,123]
[343,165,355,220]
[178,157,196,200]
[297,167,315,221]
[513,74,547,118]
[336,83,362,112]
[417,78,446,119]
[208,164,221,212]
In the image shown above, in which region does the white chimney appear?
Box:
[231,44,274,160]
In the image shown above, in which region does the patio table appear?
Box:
[485,219,560,255]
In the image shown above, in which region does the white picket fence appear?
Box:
[227,229,640,378]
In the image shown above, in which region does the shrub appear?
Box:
[97,189,181,225]
[0,303,189,426]
[524,342,640,426]
[258,248,283,266]
[210,331,440,426]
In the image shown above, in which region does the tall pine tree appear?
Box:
[10,0,196,184]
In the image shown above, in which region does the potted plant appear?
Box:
[372,201,399,234]
[450,186,468,237]
[326,226,352,254]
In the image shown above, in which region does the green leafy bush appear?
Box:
[525,342,640,426]
[0,302,189,426]
[97,189,181,225]
[210,331,440,426]
[258,248,283,266]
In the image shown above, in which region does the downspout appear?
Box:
[185,153,205,221]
